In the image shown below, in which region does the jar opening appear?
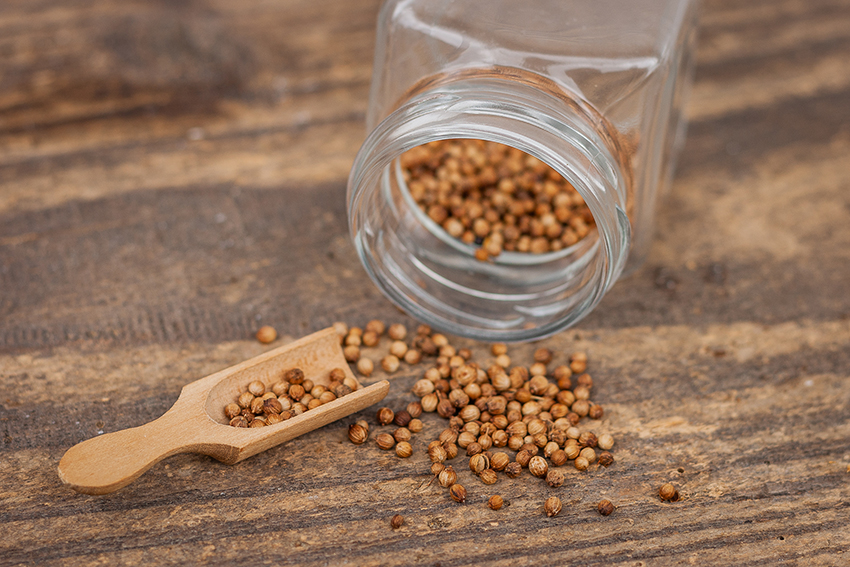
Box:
[348,73,631,341]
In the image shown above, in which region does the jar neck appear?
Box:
[348,72,631,341]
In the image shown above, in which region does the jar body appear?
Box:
[348,0,699,341]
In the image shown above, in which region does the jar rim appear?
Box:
[348,71,631,341]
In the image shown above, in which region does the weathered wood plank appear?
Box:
[1,0,849,565]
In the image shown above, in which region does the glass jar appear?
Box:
[348,0,699,341]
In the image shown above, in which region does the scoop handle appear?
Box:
[57,408,210,495]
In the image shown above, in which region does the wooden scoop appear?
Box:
[58,327,389,495]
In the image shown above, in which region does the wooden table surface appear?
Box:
[2,0,849,565]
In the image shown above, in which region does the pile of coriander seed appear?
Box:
[223,367,358,427]
[400,139,596,261]
[341,320,617,517]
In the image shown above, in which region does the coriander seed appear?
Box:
[288,384,305,400]
[224,403,241,419]
[529,362,547,378]
[457,431,477,449]
[439,466,458,488]
[377,407,395,425]
[488,495,504,510]
[598,500,615,516]
[439,428,458,445]
[229,416,248,428]
[598,451,614,467]
[382,355,400,373]
[343,375,359,391]
[516,450,532,468]
[388,324,407,340]
[544,496,562,517]
[421,393,439,413]
[571,400,590,417]
[389,340,408,359]
[394,410,412,427]
[255,326,277,344]
[588,404,605,420]
[396,441,413,458]
[394,427,412,443]
[479,469,498,485]
[343,345,361,362]
[529,456,549,478]
[247,380,265,397]
[574,456,589,471]
[406,401,423,418]
[333,322,348,340]
[469,453,490,474]
[491,343,508,356]
[428,443,448,463]
[365,319,386,336]
[362,330,379,347]
[408,418,424,433]
[412,379,435,397]
[573,385,591,401]
[490,452,510,472]
[404,349,423,365]
[345,333,362,347]
[533,347,553,364]
[578,431,598,448]
[579,446,597,463]
[266,412,283,425]
[284,368,305,385]
[443,443,458,458]
[250,397,265,415]
[376,433,396,450]
[478,434,493,451]
[505,462,522,478]
[546,470,565,488]
[444,441,458,460]
[437,399,456,418]
[357,357,375,376]
[431,462,446,475]
[597,433,614,451]
[391,514,404,529]
[659,483,679,502]
[449,484,467,503]
[550,449,568,467]
[263,398,283,415]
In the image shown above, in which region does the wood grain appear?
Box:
[2,0,850,565]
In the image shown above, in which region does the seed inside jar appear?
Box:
[400,139,596,261]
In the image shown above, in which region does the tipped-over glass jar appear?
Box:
[348,0,699,341]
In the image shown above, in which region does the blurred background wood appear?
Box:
[1,0,849,565]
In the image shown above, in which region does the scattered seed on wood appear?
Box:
[544,496,562,517]
[255,326,277,344]
[659,483,680,502]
